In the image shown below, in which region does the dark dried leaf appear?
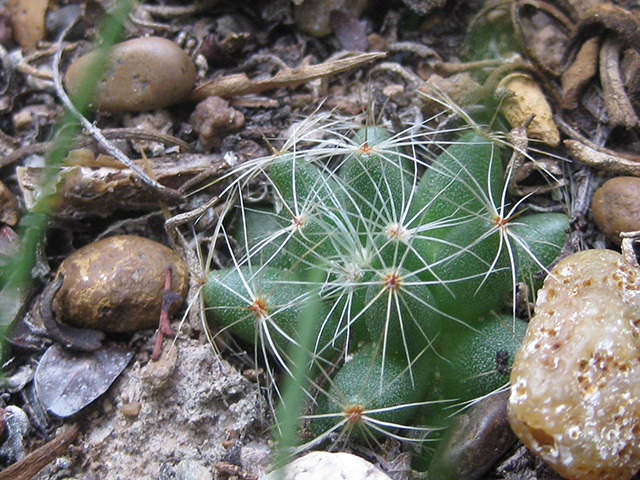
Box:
[35,343,134,417]
[599,36,639,129]
[202,34,238,68]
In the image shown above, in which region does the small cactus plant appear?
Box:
[201,110,569,464]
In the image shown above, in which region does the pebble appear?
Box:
[0,406,30,462]
[176,459,213,480]
[591,176,640,244]
[55,235,189,332]
[64,36,196,113]
[508,249,640,480]
[428,391,517,480]
[265,451,392,480]
[189,96,244,150]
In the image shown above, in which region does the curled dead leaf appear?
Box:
[497,73,560,147]
[0,179,19,226]
[561,36,599,110]
[16,153,222,218]
[35,343,134,417]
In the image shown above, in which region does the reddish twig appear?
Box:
[151,267,182,361]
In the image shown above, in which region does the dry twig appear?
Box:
[0,425,79,480]
[188,52,387,101]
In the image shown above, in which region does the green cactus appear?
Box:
[202,116,568,460]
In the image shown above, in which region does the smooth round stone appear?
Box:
[508,249,640,480]
[591,176,640,244]
[55,235,189,332]
[64,36,196,113]
[265,452,392,480]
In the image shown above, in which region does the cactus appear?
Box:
[202,114,569,460]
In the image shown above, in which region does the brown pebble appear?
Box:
[189,96,244,150]
[428,391,517,480]
[120,402,142,418]
[293,0,369,37]
[55,235,189,333]
[64,36,196,113]
[509,249,640,480]
[592,176,640,244]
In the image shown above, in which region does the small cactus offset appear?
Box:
[202,111,569,466]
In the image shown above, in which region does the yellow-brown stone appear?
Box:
[509,249,640,480]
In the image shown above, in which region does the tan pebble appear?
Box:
[592,176,640,244]
[189,96,244,150]
[120,402,142,418]
[7,0,47,49]
[64,36,196,113]
[55,235,189,332]
[508,249,640,480]
[141,343,178,389]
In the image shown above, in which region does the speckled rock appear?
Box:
[508,249,640,480]
[176,458,213,480]
[591,176,640,244]
[64,36,196,113]
[55,235,189,332]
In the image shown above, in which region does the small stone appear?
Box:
[120,402,142,418]
[266,452,392,480]
[428,391,517,480]
[240,441,271,478]
[508,249,640,480]
[591,176,640,244]
[55,235,189,332]
[176,459,213,480]
[189,96,244,150]
[64,36,196,113]
[7,0,47,50]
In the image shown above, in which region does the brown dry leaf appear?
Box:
[188,52,386,102]
[498,73,560,147]
[561,36,600,110]
[600,36,639,129]
[6,0,48,50]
